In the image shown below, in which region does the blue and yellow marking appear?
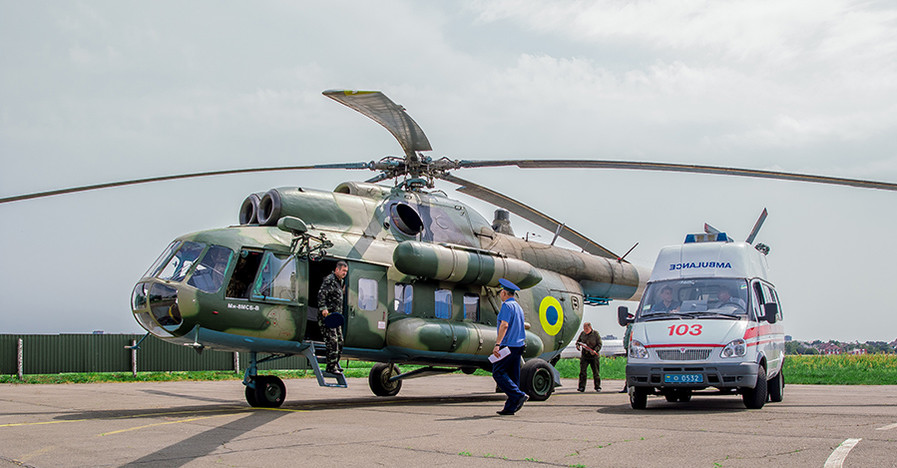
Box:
[539,296,564,336]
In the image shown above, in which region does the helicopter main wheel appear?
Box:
[246,375,286,408]
[369,363,402,397]
[460,366,477,375]
[520,358,554,401]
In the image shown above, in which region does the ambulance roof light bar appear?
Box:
[684,232,731,243]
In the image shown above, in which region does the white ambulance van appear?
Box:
[618,232,785,409]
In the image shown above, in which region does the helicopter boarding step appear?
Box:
[301,342,347,388]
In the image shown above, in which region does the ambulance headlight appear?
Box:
[720,339,746,358]
[629,340,648,359]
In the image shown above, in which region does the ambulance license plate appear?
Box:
[664,373,703,383]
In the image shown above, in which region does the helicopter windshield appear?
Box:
[637,278,751,321]
[154,241,204,282]
[187,245,234,293]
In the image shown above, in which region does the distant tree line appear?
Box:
[785,340,896,355]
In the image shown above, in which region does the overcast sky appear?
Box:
[2,1,896,342]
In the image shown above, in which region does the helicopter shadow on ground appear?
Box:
[52,391,507,422]
[121,409,293,468]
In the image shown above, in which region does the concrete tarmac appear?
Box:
[1,376,895,467]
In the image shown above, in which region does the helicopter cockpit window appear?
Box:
[394,284,413,315]
[252,252,297,302]
[226,250,264,299]
[435,289,452,319]
[358,278,378,311]
[156,241,204,282]
[637,278,750,321]
[463,294,479,321]
[187,245,234,293]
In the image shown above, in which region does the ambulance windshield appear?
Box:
[637,278,751,321]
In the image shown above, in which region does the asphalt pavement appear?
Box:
[1,376,895,467]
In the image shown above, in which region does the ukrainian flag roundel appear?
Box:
[539,296,564,336]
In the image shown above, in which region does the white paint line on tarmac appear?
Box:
[824,438,861,468]
[875,422,897,431]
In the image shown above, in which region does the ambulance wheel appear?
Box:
[521,358,554,401]
[768,369,784,403]
[247,375,285,408]
[742,366,767,409]
[369,363,402,397]
[630,387,648,409]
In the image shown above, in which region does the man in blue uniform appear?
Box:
[492,278,528,415]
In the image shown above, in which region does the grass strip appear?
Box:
[2,356,895,385]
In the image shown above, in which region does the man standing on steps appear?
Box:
[318,261,348,374]
[492,278,529,416]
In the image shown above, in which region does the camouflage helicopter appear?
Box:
[5,90,897,408]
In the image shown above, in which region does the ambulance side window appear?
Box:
[751,281,766,320]
[766,285,783,321]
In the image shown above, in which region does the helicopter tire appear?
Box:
[369,363,402,397]
[247,375,286,408]
[245,383,259,407]
[520,358,554,401]
[460,366,477,375]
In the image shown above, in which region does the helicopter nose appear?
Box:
[131,281,183,336]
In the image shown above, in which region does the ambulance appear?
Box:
[618,232,785,409]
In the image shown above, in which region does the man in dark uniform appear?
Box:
[576,322,603,392]
[317,261,348,374]
[492,278,528,415]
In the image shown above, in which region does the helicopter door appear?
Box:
[345,261,388,349]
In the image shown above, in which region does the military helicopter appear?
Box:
[4,90,897,408]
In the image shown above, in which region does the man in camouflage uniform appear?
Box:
[576,322,602,392]
[317,261,348,374]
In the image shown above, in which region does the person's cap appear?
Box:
[498,278,520,292]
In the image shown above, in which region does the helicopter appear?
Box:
[4,90,897,408]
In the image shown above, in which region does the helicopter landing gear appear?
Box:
[245,375,286,408]
[243,351,287,408]
[369,363,402,396]
[521,358,555,401]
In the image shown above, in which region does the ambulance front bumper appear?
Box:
[626,361,759,389]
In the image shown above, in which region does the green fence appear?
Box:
[0,334,308,375]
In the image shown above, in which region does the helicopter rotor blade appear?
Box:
[440,173,620,259]
[456,159,897,192]
[323,90,432,157]
[0,162,372,204]
[745,208,768,245]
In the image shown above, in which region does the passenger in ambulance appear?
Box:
[716,287,746,311]
[650,286,680,312]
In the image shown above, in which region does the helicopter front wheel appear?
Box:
[369,363,402,396]
[245,375,286,408]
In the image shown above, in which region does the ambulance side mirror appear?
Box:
[617,306,631,326]
[763,303,778,324]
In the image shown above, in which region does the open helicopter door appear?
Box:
[345,260,388,349]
